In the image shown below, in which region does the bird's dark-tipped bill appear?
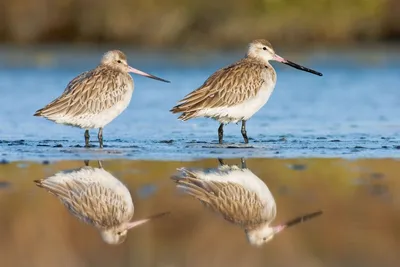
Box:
[285,210,323,228]
[274,54,323,76]
[128,66,170,83]
[283,60,323,76]
[272,210,323,234]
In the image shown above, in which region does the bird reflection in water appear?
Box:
[172,158,322,247]
[34,160,170,245]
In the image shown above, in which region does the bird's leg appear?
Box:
[98,160,103,168]
[218,123,224,144]
[98,128,103,148]
[240,158,247,169]
[84,160,90,166]
[84,130,90,148]
[241,120,249,144]
[218,158,225,166]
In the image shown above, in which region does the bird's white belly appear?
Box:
[88,91,133,129]
[57,88,133,129]
[199,82,275,124]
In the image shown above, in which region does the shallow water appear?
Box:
[1,47,400,267]
[0,47,399,161]
[1,158,400,267]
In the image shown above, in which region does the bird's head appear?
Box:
[101,50,170,82]
[99,211,170,245]
[245,224,282,247]
[246,39,322,76]
[100,227,128,245]
[245,210,323,247]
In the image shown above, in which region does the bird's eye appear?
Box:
[263,237,267,241]
[263,47,267,51]
[117,60,122,63]
[117,232,122,235]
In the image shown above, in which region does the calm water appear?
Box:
[0,47,399,161]
[1,47,400,266]
[1,158,400,267]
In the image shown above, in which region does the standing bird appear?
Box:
[34,161,170,245]
[172,158,322,247]
[34,50,170,148]
[170,39,322,144]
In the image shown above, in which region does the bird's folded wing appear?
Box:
[171,59,265,113]
[178,178,270,228]
[40,179,130,228]
[35,69,129,117]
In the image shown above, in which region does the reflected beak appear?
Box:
[273,210,323,234]
[125,211,170,230]
[128,66,170,83]
[273,54,323,76]
[272,224,286,234]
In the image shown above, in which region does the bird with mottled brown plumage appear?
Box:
[170,39,322,144]
[172,158,322,247]
[34,50,170,148]
[34,161,170,245]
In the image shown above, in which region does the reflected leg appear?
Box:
[241,120,249,144]
[240,158,247,169]
[98,160,103,168]
[84,130,90,148]
[218,123,224,144]
[98,128,103,148]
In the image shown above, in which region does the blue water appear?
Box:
[0,47,399,161]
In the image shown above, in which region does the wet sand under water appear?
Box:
[0,158,400,267]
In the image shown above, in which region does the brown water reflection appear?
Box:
[0,158,400,267]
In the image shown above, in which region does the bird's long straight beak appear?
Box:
[272,224,287,234]
[128,66,170,83]
[273,54,323,76]
[273,210,323,234]
[126,211,170,230]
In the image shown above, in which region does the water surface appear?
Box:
[0,158,400,267]
[0,47,399,161]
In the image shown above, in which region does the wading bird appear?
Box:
[34,160,170,245]
[172,158,322,246]
[34,50,170,148]
[170,39,322,144]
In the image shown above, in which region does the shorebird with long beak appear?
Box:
[34,50,170,148]
[34,160,170,245]
[171,39,322,144]
[172,158,322,247]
